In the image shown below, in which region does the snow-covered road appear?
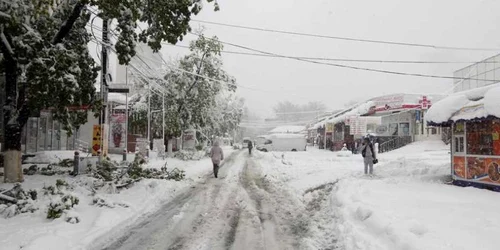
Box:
[96,151,323,250]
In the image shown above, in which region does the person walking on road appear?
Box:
[360,137,377,175]
[248,140,253,155]
[210,140,224,178]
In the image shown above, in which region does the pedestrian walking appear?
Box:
[248,140,253,155]
[210,140,224,178]
[360,137,377,175]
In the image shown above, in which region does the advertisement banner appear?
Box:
[453,156,466,178]
[111,114,126,148]
[92,125,109,156]
[92,125,101,156]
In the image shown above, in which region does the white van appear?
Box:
[256,134,307,152]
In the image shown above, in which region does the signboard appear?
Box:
[92,125,102,156]
[419,96,431,110]
[108,84,130,93]
[111,114,126,148]
[416,110,421,122]
[376,124,388,135]
[183,129,196,150]
[348,116,367,135]
[325,123,334,133]
[92,125,109,156]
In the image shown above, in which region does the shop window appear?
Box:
[466,121,498,156]
[400,123,410,136]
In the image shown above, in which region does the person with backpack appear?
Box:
[360,136,378,175]
[210,140,224,178]
[248,140,253,155]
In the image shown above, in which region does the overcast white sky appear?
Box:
[159,0,500,118]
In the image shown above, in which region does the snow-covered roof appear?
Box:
[427,83,500,125]
[108,93,127,104]
[327,101,375,124]
[268,133,306,139]
[269,126,306,134]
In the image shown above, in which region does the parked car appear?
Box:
[256,134,307,152]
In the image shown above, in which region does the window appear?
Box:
[431,127,437,135]
[264,140,272,145]
[466,121,494,155]
[455,136,465,153]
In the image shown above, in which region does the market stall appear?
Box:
[427,83,500,189]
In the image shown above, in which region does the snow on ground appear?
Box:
[253,140,500,250]
[0,147,232,250]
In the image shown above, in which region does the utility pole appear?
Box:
[100,18,110,153]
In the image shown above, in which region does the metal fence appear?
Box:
[23,116,84,153]
[379,136,413,153]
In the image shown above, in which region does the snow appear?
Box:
[269,125,305,134]
[0,147,233,250]
[328,100,375,124]
[427,83,500,124]
[107,93,127,104]
[24,151,79,164]
[253,140,500,250]
[6,142,500,250]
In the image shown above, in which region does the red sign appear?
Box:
[419,96,431,110]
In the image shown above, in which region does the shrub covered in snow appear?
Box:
[0,184,38,218]
[174,150,206,161]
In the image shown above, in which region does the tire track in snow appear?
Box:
[98,151,242,250]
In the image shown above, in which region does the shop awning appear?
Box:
[427,83,500,126]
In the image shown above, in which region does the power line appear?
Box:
[192,19,500,51]
[189,33,500,82]
[87,22,495,65]
[166,43,498,64]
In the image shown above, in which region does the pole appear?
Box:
[100,18,110,153]
[162,92,165,142]
[125,66,128,153]
[147,83,151,149]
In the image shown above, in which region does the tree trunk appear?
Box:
[2,54,23,183]
[3,124,23,183]
[167,138,173,157]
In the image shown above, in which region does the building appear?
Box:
[427,83,500,190]
[313,93,445,151]
[426,53,500,190]
[452,53,500,93]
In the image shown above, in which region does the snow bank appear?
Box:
[24,151,79,164]
[0,148,233,250]
[253,141,500,250]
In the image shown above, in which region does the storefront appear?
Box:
[450,119,500,188]
[427,84,500,189]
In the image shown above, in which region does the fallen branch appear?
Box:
[0,193,17,203]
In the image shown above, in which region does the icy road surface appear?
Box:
[97,151,335,250]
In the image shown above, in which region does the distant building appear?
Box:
[452,53,500,93]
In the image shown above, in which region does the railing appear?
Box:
[379,136,413,153]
